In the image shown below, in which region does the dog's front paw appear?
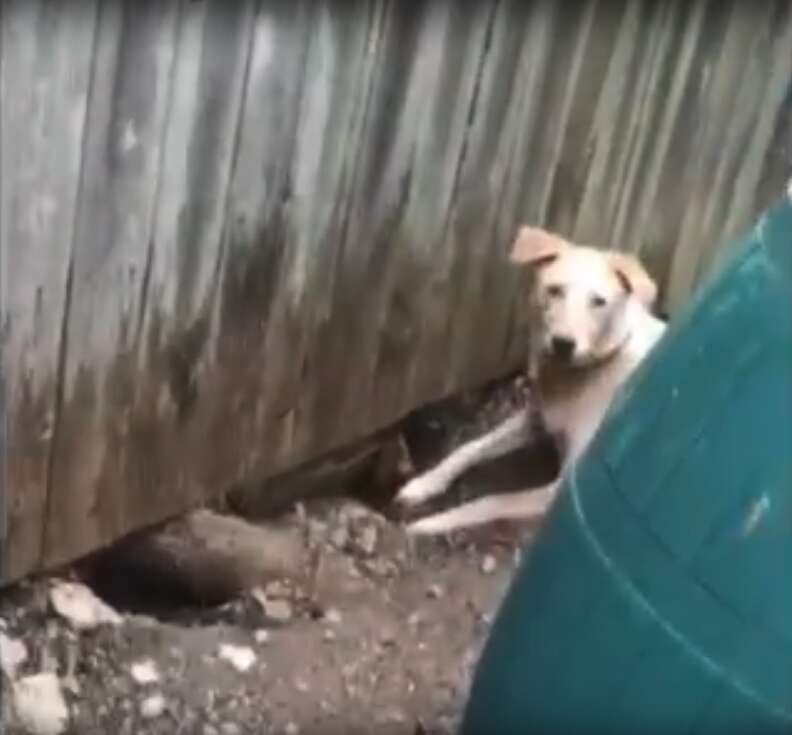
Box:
[404,515,447,536]
[393,473,447,509]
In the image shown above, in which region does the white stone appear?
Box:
[11,672,69,735]
[49,581,122,631]
[480,554,497,574]
[140,693,167,719]
[251,587,292,622]
[0,632,28,678]
[218,644,257,673]
[129,658,160,685]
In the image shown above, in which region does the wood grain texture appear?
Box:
[1,0,99,578]
[1,1,791,582]
[42,0,182,569]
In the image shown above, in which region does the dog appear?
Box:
[394,226,666,535]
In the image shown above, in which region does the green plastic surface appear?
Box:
[460,197,792,735]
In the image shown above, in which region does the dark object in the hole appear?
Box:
[227,429,412,520]
[80,510,306,617]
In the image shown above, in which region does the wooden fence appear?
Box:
[2,0,791,583]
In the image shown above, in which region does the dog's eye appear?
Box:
[590,294,608,308]
[546,284,564,299]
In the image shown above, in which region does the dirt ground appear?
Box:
[0,377,558,735]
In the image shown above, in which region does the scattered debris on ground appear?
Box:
[0,375,556,734]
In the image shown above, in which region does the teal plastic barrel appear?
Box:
[460,196,792,735]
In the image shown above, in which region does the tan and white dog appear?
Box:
[395,226,666,535]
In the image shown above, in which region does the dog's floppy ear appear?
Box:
[606,251,658,308]
[509,226,568,267]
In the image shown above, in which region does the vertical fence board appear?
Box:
[444,0,597,390]
[42,1,181,569]
[256,0,383,464]
[0,0,98,579]
[210,0,315,481]
[363,0,499,425]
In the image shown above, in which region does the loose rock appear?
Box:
[218,644,257,673]
[329,525,349,550]
[480,554,497,575]
[251,590,293,623]
[129,658,160,685]
[49,581,122,631]
[140,693,167,719]
[355,525,378,556]
[0,632,28,679]
[11,672,69,735]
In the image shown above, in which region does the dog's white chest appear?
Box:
[540,358,632,463]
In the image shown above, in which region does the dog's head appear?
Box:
[510,226,657,367]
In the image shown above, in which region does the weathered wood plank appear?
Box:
[211,0,315,478]
[691,2,792,280]
[245,0,384,465]
[274,0,436,451]
[42,0,181,569]
[305,0,500,449]
[0,0,98,580]
[624,0,736,301]
[603,0,710,292]
[394,0,502,412]
[102,0,257,547]
[444,0,598,391]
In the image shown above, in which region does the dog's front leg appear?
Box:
[405,479,560,535]
[394,412,532,509]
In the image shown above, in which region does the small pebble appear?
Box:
[264,580,290,598]
[356,525,378,555]
[323,607,342,625]
[480,554,497,574]
[129,658,159,685]
[254,629,271,645]
[426,584,444,599]
[329,525,349,549]
[380,628,397,646]
[218,644,257,673]
[263,598,293,622]
[140,693,166,719]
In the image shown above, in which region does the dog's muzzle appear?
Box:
[550,336,576,362]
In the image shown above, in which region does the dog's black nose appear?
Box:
[550,336,576,361]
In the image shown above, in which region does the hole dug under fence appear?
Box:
[77,371,558,623]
